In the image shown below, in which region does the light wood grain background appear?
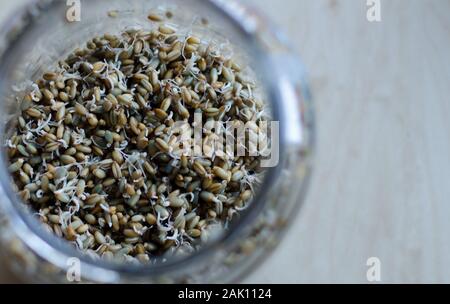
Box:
[1,0,449,283]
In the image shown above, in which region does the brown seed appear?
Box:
[25,108,42,118]
[43,72,58,81]
[145,213,156,225]
[123,229,139,238]
[154,108,168,120]
[148,13,164,22]
[42,89,54,100]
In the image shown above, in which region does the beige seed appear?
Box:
[60,155,76,165]
[159,24,175,35]
[187,229,201,238]
[84,214,96,225]
[93,168,106,179]
[169,197,185,208]
[112,162,122,179]
[75,145,92,154]
[181,87,192,103]
[94,231,107,244]
[208,182,224,194]
[205,107,220,117]
[176,101,189,118]
[213,166,231,181]
[55,192,70,203]
[55,106,66,121]
[231,171,244,182]
[240,189,252,201]
[111,214,120,231]
[93,62,105,73]
[143,161,156,175]
[69,220,83,230]
[74,103,88,116]
[87,114,98,127]
[160,97,171,112]
[155,138,170,152]
[118,94,133,106]
[193,161,207,177]
[19,171,30,184]
[9,159,24,173]
[112,150,124,164]
[86,194,103,205]
[48,214,60,224]
[131,214,144,222]
[200,191,217,203]
[125,183,136,196]
[140,79,153,93]
[166,49,181,62]
[188,215,200,229]
[76,224,89,234]
[187,36,201,45]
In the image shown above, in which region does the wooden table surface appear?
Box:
[1,0,450,283]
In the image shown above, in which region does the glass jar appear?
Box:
[0,0,314,283]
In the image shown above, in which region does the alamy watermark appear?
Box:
[66,257,81,282]
[66,0,81,22]
[366,257,381,282]
[366,0,381,22]
[154,113,280,168]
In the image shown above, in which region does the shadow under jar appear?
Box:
[0,0,314,283]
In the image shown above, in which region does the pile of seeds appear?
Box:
[6,21,267,263]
